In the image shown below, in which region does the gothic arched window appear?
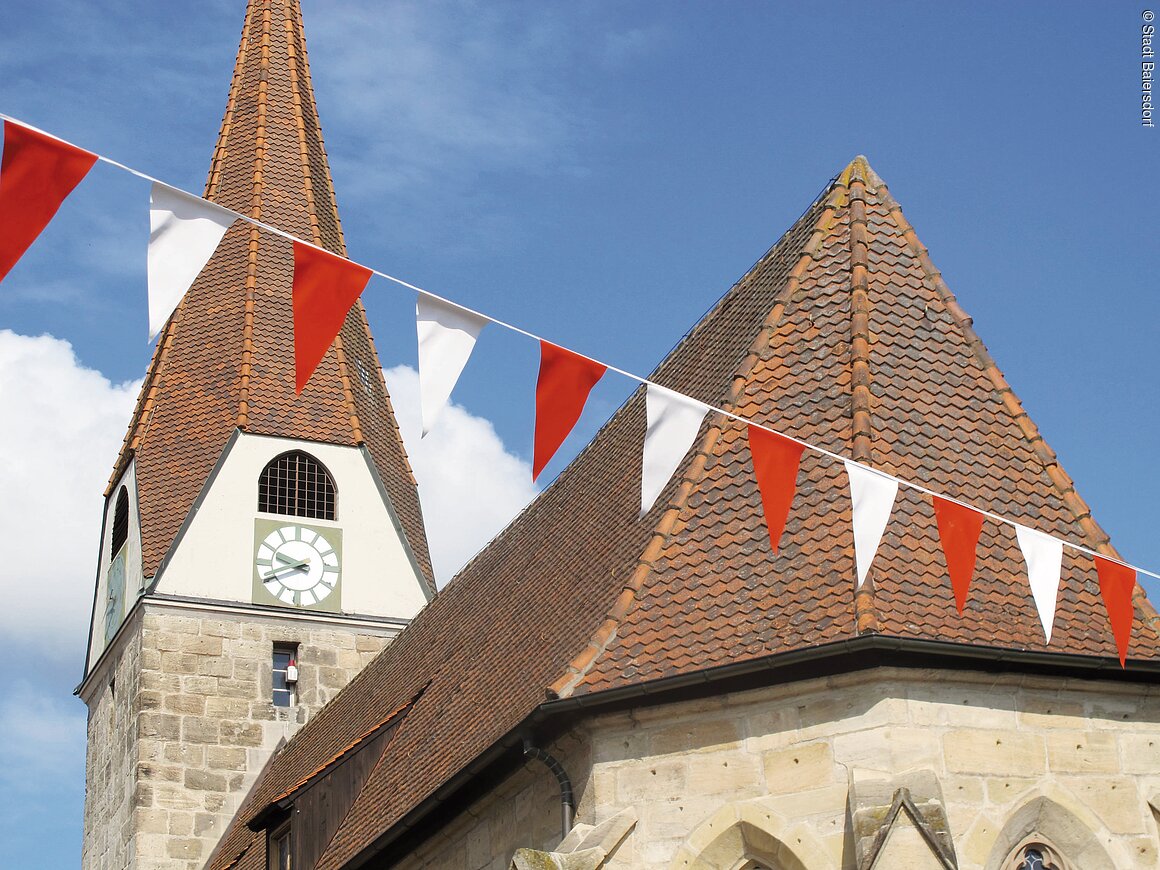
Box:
[110,487,129,556]
[1005,838,1069,870]
[258,451,337,520]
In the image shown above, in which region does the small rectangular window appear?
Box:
[270,820,292,870]
[272,643,298,707]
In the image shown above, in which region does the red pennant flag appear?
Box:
[533,341,606,480]
[747,425,805,555]
[932,497,985,614]
[1095,555,1137,668]
[291,241,372,393]
[0,121,97,284]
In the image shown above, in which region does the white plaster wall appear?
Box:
[154,432,428,620]
[87,460,144,669]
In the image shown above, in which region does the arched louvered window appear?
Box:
[257,451,336,520]
[110,487,130,556]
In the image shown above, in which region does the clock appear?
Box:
[105,551,126,643]
[253,521,341,608]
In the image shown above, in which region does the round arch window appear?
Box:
[257,451,336,520]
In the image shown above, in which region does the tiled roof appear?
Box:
[108,0,433,589]
[208,155,1160,869]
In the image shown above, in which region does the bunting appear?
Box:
[748,425,805,556]
[0,112,1156,666]
[846,461,899,588]
[1015,524,1064,643]
[1095,555,1136,667]
[147,183,236,339]
[932,497,985,614]
[291,241,372,393]
[0,120,97,284]
[533,341,606,481]
[641,385,709,516]
[416,294,488,437]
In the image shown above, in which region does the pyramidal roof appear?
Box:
[208,158,1160,869]
[110,0,433,588]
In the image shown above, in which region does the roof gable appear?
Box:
[210,157,1160,869]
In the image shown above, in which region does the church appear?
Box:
[79,2,1160,869]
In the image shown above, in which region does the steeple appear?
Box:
[106,0,433,591]
[81,6,435,867]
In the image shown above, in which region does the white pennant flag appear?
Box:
[417,294,488,436]
[1015,524,1064,643]
[845,461,899,589]
[641,384,709,516]
[148,183,236,339]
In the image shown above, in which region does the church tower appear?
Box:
[78,2,435,868]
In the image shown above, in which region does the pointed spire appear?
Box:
[205,0,346,251]
[108,0,434,589]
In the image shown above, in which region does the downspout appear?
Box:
[522,739,574,839]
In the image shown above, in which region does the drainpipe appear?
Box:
[522,738,575,839]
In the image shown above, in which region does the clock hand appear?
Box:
[275,552,308,566]
[262,558,311,580]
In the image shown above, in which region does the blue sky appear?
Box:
[0,1,1156,865]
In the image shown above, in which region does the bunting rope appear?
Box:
[2,110,1157,597]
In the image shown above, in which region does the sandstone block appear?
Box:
[185,769,228,792]
[166,836,203,860]
[685,752,762,799]
[199,619,241,639]
[205,696,249,719]
[207,746,247,770]
[167,810,193,836]
[649,717,742,756]
[181,717,220,746]
[196,655,232,678]
[1058,776,1146,834]
[220,721,263,747]
[163,694,206,716]
[139,712,181,741]
[762,741,835,795]
[616,758,687,803]
[1046,731,1120,773]
[160,651,200,674]
[943,729,1045,776]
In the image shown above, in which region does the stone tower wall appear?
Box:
[81,610,143,870]
[81,601,396,870]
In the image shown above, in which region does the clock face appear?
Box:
[254,523,341,607]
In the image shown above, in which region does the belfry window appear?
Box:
[258,451,336,520]
[110,487,129,556]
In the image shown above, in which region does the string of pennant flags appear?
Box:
[0,115,1151,666]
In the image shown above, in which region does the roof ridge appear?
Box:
[845,160,883,634]
[876,177,1160,642]
[548,182,849,699]
[279,0,365,445]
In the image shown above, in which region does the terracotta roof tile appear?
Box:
[108,0,432,588]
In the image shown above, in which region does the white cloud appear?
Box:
[384,364,538,584]
[0,330,140,658]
